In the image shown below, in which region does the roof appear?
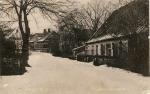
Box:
[86,35,113,44]
[91,0,148,39]
[30,32,54,43]
[38,33,51,42]
[86,26,148,44]
[30,33,47,42]
[86,0,148,44]
[86,34,124,44]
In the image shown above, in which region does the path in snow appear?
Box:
[0,52,150,94]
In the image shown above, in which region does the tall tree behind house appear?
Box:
[58,9,90,55]
[48,31,60,56]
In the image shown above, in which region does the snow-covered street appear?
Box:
[0,52,150,94]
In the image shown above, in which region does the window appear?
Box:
[91,45,94,55]
[99,45,101,55]
[101,44,105,56]
[112,43,118,57]
[85,46,88,54]
[106,43,112,56]
[96,45,98,55]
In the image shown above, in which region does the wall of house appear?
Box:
[128,33,149,75]
[86,40,128,58]
[85,33,149,76]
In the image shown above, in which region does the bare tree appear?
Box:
[79,0,112,39]
[0,0,71,71]
[79,0,134,39]
[58,9,90,48]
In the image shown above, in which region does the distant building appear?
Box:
[30,33,51,52]
[29,33,45,50]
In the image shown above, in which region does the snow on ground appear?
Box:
[0,52,150,94]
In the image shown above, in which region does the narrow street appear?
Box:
[0,52,150,94]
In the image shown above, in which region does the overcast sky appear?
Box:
[27,0,120,34]
[28,0,89,34]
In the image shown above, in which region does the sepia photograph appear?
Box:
[0,0,149,94]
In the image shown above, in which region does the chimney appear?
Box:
[48,28,51,33]
[43,29,47,35]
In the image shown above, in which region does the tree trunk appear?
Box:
[21,33,30,68]
[22,9,30,67]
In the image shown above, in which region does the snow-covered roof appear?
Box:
[30,33,47,43]
[86,26,148,44]
[86,34,125,44]
[29,40,34,43]
[38,33,51,42]
[86,35,113,44]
